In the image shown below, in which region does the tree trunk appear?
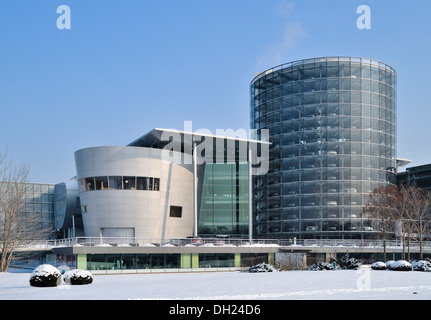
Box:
[407,236,411,261]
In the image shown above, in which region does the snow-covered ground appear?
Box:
[1,269,431,300]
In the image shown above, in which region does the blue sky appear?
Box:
[0,0,430,183]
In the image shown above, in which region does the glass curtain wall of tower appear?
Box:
[250,57,397,239]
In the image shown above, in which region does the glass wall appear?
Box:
[87,254,181,270]
[198,163,249,236]
[250,57,397,240]
[20,183,56,238]
[85,253,261,270]
[199,253,235,268]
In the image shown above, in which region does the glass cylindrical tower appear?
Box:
[250,57,397,239]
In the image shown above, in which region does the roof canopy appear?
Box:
[128,128,270,159]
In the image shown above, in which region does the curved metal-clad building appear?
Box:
[74,146,194,240]
[250,57,397,239]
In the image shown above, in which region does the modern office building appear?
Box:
[0,181,57,238]
[41,128,277,272]
[24,183,57,233]
[250,57,397,239]
[13,56,430,272]
[398,163,431,191]
[70,128,269,242]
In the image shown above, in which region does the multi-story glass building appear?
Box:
[0,182,58,239]
[25,183,57,235]
[398,163,431,191]
[250,57,397,239]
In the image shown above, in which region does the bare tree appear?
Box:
[364,184,431,261]
[404,186,431,260]
[0,152,54,272]
[363,185,398,261]
[393,185,417,260]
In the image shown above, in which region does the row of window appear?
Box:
[252,91,395,110]
[78,176,160,192]
[254,78,396,99]
[252,61,395,88]
[86,253,238,270]
[253,102,396,116]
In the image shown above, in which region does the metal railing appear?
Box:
[251,56,397,84]
[52,237,280,248]
[14,237,431,251]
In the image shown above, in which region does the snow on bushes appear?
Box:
[411,260,431,272]
[370,260,431,272]
[63,269,93,285]
[29,264,62,287]
[29,265,94,287]
[370,260,413,271]
[248,263,277,273]
[336,255,360,270]
[309,262,339,271]
[371,261,387,270]
[387,260,412,271]
[309,254,360,271]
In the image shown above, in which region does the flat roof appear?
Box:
[396,158,412,167]
[128,128,270,156]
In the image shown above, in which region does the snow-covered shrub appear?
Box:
[339,257,360,270]
[371,261,387,270]
[29,264,62,287]
[63,269,93,285]
[248,263,277,273]
[412,260,431,272]
[385,260,396,269]
[328,254,359,270]
[388,260,412,271]
[309,262,338,271]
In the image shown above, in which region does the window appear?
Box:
[169,206,182,218]
[154,178,160,191]
[123,176,136,190]
[108,176,122,190]
[85,177,95,191]
[136,177,148,190]
[95,176,108,190]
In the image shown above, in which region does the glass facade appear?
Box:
[250,57,397,239]
[199,253,235,268]
[22,183,56,237]
[87,253,181,270]
[82,253,256,270]
[198,163,249,236]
